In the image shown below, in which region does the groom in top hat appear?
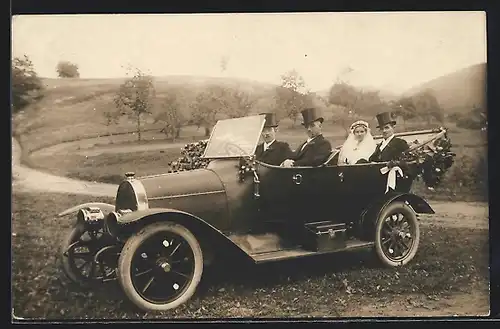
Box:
[255,113,293,166]
[369,111,409,162]
[281,108,332,167]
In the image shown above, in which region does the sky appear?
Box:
[12,12,486,94]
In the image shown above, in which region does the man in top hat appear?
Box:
[369,111,409,162]
[281,108,332,167]
[255,113,293,166]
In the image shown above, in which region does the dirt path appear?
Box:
[12,138,117,197]
[13,137,489,229]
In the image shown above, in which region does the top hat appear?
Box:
[300,108,324,126]
[260,112,279,128]
[375,111,397,128]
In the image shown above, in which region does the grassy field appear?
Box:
[11,191,489,319]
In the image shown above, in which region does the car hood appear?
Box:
[138,168,226,202]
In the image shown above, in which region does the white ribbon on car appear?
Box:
[380,165,403,193]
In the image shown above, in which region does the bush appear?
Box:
[447,112,462,122]
[12,55,45,112]
[445,151,488,195]
[456,117,485,130]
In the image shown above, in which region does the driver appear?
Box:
[281,108,332,167]
[255,113,293,166]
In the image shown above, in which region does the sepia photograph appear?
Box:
[11,12,489,320]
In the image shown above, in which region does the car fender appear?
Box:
[360,191,434,238]
[115,208,253,260]
[57,202,116,217]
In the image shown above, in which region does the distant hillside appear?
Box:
[315,85,399,103]
[15,75,342,151]
[39,75,278,96]
[403,63,486,114]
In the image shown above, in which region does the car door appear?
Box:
[257,165,307,224]
[280,165,348,224]
[333,162,389,219]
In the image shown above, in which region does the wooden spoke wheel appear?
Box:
[116,222,203,312]
[374,201,420,267]
[60,224,119,287]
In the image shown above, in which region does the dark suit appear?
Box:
[255,140,293,166]
[369,136,409,162]
[292,134,332,167]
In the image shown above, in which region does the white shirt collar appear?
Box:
[263,139,275,151]
[300,136,317,151]
[380,134,395,151]
[306,135,318,143]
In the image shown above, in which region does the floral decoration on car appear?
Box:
[397,133,455,188]
[168,140,210,173]
[238,155,258,182]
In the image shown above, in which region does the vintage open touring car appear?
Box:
[57,114,455,312]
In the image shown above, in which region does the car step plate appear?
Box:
[251,239,374,264]
[228,233,285,255]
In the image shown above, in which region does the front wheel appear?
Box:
[117,222,203,312]
[374,201,420,267]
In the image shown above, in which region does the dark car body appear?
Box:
[61,115,446,264]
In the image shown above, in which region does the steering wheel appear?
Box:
[223,142,248,156]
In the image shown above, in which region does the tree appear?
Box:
[190,85,225,137]
[189,84,256,136]
[155,91,184,141]
[274,69,314,126]
[12,55,45,113]
[102,109,121,143]
[327,82,364,134]
[391,97,418,128]
[392,90,444,126]
[221,88,256,119]
[56,60,80,78]
[113,67,156,141]
[412,89,444,124]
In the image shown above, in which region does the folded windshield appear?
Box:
[202,115,266,158]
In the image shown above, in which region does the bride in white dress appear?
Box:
[337,120,377,165]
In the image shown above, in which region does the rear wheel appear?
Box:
[374,201,420,267]
[117,222,203,312]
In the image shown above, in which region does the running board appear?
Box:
[251,240,374,264]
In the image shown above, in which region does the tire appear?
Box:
[61,225,89,286]
[117,221,203,312]
[61,224,103,287]
[373,201,420,267]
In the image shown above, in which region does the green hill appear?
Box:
[402,63,486,114]
[14,75,344,152]
[12,75,282,150]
